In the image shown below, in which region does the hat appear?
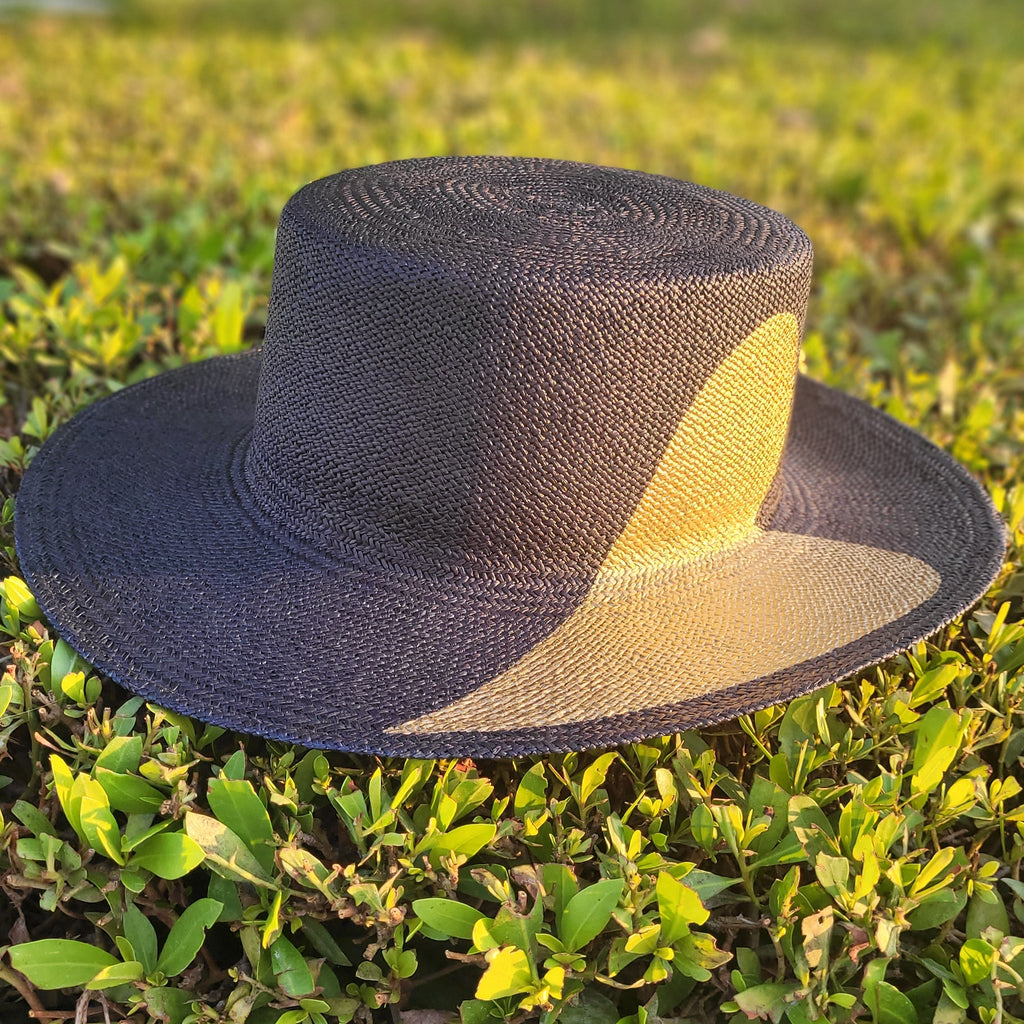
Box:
[15,157,1005,758]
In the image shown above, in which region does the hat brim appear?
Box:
[15,350,1004,757]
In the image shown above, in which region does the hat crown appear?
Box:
[245,157,813,577]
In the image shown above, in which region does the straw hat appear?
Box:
[15,157,1005,757]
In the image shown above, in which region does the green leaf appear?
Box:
[966,890,1010,939]
[12,799,58,838]
[131,830,206,880]
[813,853,850,899]
[144,986,191,1024]
[356,961,382,982]
[123,902,158,975]
[558,989,621,1024]
[731,982,802,1024]
[221,749,246,780]
[207,873,244,922]
[95,735,144,774]
[156,898,223,977]
[959,938,996,985]
[419,822,496,867]
[677,869,740,903]
[657,870,708,944]
[270,934,315,997]
[184,811,275,887]
[413,897,487,940]
[85,960,144,990]
[300,919,352,967]
[275,1011,309,1024]
[514,762,548,816]
[576,752,618,811]
[121,817,173,852]
[863,979,918,1024]
[94,767,165,814]
[690,802,716,852]
[911,707,968,807]
[541,863,579,937]
[907,888,968,931]
[390,758,432,809]
[460,999,499,1024]
[472,899,543,957]
[778,692,826,758]
[9,939,118,989]
[862,959,917,1024]
[385,947,417,979]
[787,795,839,856]
[559,877,623,952]
[207,776,276,874]
[910,663,960,709]
[476,945,535,1000]
[49,638,81,688]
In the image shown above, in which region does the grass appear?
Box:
[0,1,1023,1022]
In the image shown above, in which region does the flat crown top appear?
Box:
[285,156,809,279]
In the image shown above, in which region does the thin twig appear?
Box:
[0,962,47,1018]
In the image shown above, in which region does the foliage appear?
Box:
[1,1,1023,1021]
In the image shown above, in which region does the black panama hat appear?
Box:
[15,156,1006,757]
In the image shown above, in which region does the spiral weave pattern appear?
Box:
[248,157,813,574]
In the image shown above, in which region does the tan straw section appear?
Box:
[388,313,942,736]
[387,532,939,733]
[602,313,798,571]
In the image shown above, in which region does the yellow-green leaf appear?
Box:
[2,576,41,621]
[279,847,335,898]
[476,946,535,1001]
[95,735,144,774]
[418,822,496,867]
[657,870,708,944]
[49,754,83,838]
[60,670,86,703]
[911,707,968,807]
[79,776,124,864]
[86,960,144,990]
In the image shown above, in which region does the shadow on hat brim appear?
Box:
[15,351,1005,757]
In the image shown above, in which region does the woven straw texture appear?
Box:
[15,156,1006,757]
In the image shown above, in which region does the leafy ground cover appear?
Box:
[1,1,1023,1021]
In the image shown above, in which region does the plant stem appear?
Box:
[0,962,47,1018]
